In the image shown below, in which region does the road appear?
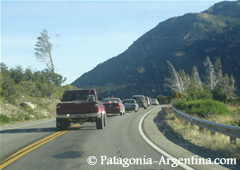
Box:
[0,106,233,170]
[0,106,180,170]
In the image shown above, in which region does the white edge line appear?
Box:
[138,106,194,170]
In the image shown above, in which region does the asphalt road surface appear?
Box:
[0,105,234,170]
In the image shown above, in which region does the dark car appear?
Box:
[122,99,139,112]
[103,98,125,116]
[131,95,148,109]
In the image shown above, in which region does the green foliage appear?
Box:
[212,89,228,102]
[0,75,19,104]
[184,84,212,101]
[174,99,232,117]
[0,114,11,124]
[0,62,79,125]
[0,62,77,105]
[62,84,78,91]
[10,66,25,84]
[157,95,170,104]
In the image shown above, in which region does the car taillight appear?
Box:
[142,101,145,104]
[118,103,121,107]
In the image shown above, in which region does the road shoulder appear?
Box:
[142,105,231,170]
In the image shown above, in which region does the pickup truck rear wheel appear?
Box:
[96,114,104,129]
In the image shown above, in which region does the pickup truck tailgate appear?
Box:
[57,101,98,114]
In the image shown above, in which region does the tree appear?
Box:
[165,61,184,93]
[35,29,55,73]
[43,69,66,86]
[0,63,10,77]
[214,56,223,89]
[203,56,217,91]
[10,65,25,84]
[190,66,202,89]
[214,57,222,79]
[179,69,190,90]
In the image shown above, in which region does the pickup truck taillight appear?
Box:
[94,103,100,112]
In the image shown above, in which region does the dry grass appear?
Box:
[162,107,240,160]
[0,97,60,125]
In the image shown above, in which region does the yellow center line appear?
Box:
[0,131,63,163]
[0,130,69,169]
[0,123,82,169]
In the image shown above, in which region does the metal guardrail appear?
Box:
[172,105,240,138]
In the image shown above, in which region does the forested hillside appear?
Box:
[72,1,240,98]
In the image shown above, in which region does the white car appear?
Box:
[151,99,159,105]
[122,99,139,112]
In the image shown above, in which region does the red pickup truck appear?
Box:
[56,89,107,130]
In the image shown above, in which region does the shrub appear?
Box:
[213,89,228,102]
[174,99,231,117]
[157,95,170,104]
[184,85,212,101]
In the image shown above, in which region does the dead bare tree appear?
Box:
[190,66,202,89]
[165,61,184,93]
[203,56,217,91]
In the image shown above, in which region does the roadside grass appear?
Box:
[162,107,240,160]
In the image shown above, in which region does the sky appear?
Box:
[1,0,228,85]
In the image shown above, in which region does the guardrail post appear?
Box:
[199,127,204,133]
[190,123,194,128]
[211,121,216,136]
[211,130,216,136]
[230,136,236,145]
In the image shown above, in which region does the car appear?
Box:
[103,98,125,116]
[122,99,139,112]
[131,95,148,109]
[151,99,159,105]
[149,97,153,105]
[145,96,151,106]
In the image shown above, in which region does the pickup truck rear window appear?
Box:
[62,91,95,102]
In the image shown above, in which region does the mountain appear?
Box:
[72,1,240,98]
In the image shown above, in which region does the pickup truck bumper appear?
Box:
[56,113,99,119]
